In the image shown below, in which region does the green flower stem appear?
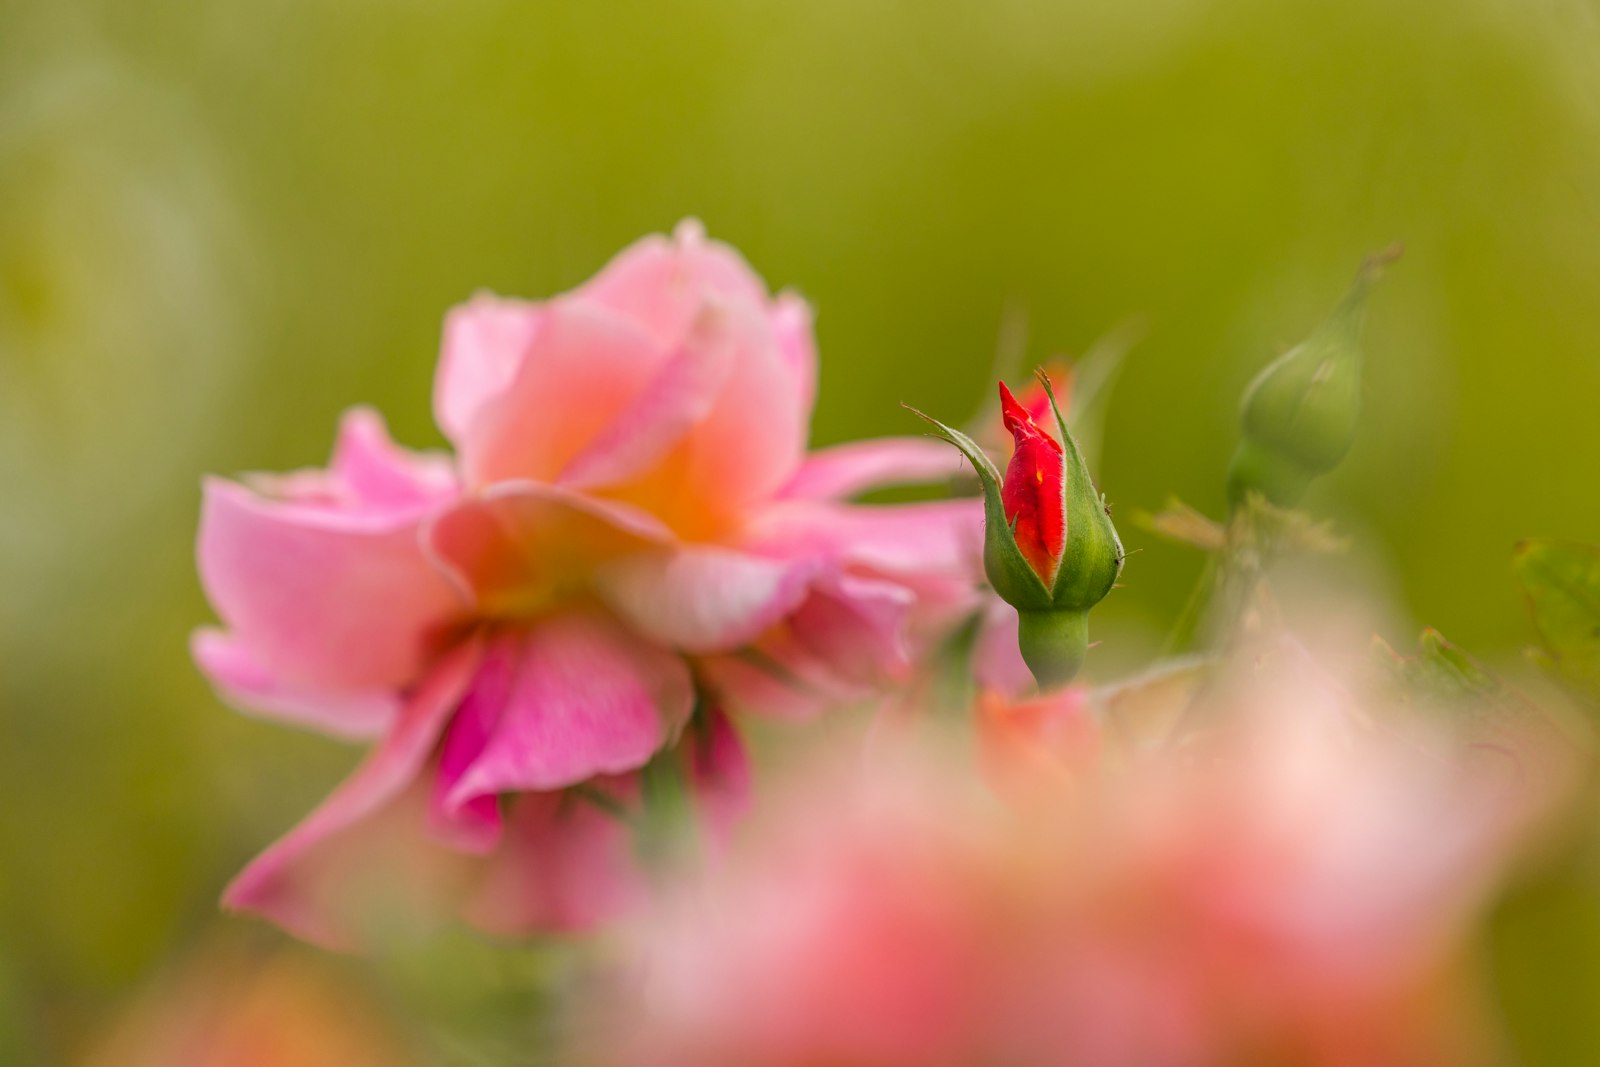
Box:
[1016,608,1090,690]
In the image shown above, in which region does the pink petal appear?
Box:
[578,219,770,347]
[695,579,914,721]
[595,545,822,654]
[428,638,520,854]
[423,481,674,613]
[556,302,741,492]
[242,408,456,519]
[770,291,818,427]
[687,708,753,841]
[700,638,872,722]
[328,407,458,511]
[667,298,806,520]
[433,294,541,447]
[748,499,984,587]
[222,639,483,949]
[192,628,395,740]
[445,610,693,804]
[465,781,646,935]
[788,575,916,686]
[196,477,467,701]
[573,297,806,534]
[459,297,669,487]
[778,438,967,501]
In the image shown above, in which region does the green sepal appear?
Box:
[905,405,1053,611]
[1037,371,1124,612]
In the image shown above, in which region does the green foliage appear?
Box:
[1514,539,1600,707]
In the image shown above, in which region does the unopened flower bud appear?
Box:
[909,371,1123,688]
[1227,247,1398,509]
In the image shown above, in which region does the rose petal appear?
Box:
[242,408,456,519]
[221,639,483,949]
[428,638,520,854]
[778,438,966,502]
[434,294,541,447]
[748,500,983,586]
[465,780,645,935]
[557,302,741,493]
[329,407,458,511]
[595,545,822,654]
[196,477,466,700]
[687,708,753,841]
[445,611,693,803]
[424,481,674,614]
[788,575,916,686]
[770,291,818,428]
[460,297,669,486]
[578,219,770,347]
[192,628,395,740]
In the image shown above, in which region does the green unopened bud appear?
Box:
[907,370,1123,688]
[1227,247,1399,509]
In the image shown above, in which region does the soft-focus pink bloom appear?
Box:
[194,222,979,946]
[594,642,1566,1067]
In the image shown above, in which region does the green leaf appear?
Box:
[1514,539,1600,706]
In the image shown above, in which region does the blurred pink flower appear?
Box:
[194,221,979,947]
[596,644,1565,1067]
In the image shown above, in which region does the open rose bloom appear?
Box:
[590,636,1572,1067]
[193,222,982,947]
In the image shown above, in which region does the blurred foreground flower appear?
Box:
[589,637,1568,1067]
[193,222,980,947]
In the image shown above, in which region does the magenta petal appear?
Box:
[221,639,483,949]
[777,438,966,501]
[429,638,522,854]
[192,628,395,740]
[445,611,693,804]
[196,477,467,702]
[433,294,541,447]
[595,545,822,654]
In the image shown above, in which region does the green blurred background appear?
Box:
[5,0,1600,1062]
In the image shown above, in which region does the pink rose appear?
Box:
[194,221,980,947]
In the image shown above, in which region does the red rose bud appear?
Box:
[1227,246,1399,509]
[999,381,1066,585]
[907,370,1123,689]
